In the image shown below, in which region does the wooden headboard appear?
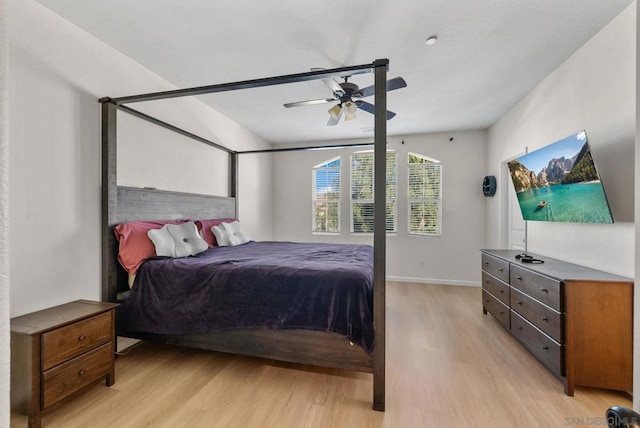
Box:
[103,186,236,302]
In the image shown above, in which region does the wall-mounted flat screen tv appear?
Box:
[507,130,613,223]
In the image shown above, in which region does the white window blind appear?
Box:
[350,151,397,233]
[312,157,341,233]
[408,153,442,235]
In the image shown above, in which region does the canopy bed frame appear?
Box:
[100,59,390,410]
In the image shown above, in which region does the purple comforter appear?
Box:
[122,241,375,353]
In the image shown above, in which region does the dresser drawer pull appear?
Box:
[517,326,523,331]
[78,335,87,342]
[516,276,522,281]
[499,289,504,294]
[484,262,489,266]
[499,311,504,315]
[541,288,549,293]
[516,301,523,306]
[485,299,490,303]
[78,369,87,377]
[498,268,504,272]
[542,346,549,351]
[485,280,489,284]
[541,316,548,322]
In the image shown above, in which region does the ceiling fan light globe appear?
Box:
[328,104,342,119]
[343,101,358,121]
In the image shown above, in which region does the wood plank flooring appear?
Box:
[11,282,631,427]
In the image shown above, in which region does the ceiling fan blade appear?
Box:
[355,100,397,120]
[356,76,407,98]
[311,67,345,95]
[283,98,336,108]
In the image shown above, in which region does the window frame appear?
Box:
[312,156,341,234]
[407,152,442,237]
[350,150,397,234]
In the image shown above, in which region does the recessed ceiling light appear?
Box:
[425,36,438,46]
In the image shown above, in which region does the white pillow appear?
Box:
[222,221,250,246]
[167,222,209,257]
[211,224,230,246]
[147,226,176,257]
[147,222,208,257]
[211,221,250,246]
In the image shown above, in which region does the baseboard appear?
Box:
[387,276,480,287]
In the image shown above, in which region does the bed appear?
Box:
[101,60,390,410]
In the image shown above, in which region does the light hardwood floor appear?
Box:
[12,282,631,427]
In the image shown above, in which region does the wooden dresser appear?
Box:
[480,249,633,396]
[11,300,119,428]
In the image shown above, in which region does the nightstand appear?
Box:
[10,300,119,428]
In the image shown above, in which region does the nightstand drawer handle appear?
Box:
[78,335,87,341]
[542,346,549,351]
[78,369,87,377]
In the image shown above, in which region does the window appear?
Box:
[408,153,442,235]
[350,151,397,233]
[312,157,341,233]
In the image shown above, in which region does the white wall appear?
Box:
[7,0,273,317]
[273,130,487,285]
[486,3,636,277]
[0,0,9,424]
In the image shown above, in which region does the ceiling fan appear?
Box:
[283,70,407,126]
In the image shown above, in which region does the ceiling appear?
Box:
[36,0,633,144]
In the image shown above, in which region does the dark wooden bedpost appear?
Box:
[230,151,238,214]
[101,99,118,303]
[372,58,388,411]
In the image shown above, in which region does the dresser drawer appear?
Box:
[481,253,509,283]
[511,311,562,377]
[510,265,561,311]
[42,311,112,370]
[510,288,562,342]
[42,342,112,409]
[482,271,510,305]
[482,290,510,330]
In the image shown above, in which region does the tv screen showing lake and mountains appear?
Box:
[507,130,614,223]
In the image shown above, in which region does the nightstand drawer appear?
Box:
[42,311,112,370]
[42,342,112,409]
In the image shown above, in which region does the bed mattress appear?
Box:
[121,241,375,353]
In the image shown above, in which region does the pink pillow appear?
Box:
[195,218,236,247]
[113,220,188,274]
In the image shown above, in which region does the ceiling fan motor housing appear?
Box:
[339,81,361,100]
